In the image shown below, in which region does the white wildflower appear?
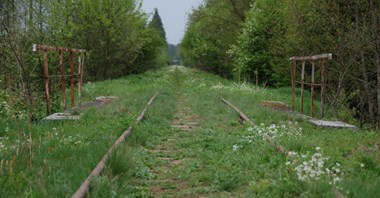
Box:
[232,144,243,151]
[286,147,344,186]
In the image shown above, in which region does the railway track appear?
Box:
[72,92,159,198]
[70,90,344,197]
[71,94,288,197]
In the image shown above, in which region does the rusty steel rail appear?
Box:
[72,92,159,198]
[221,97,288,155]
[222,97,345,198]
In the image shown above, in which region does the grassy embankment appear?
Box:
[1,66,380,197]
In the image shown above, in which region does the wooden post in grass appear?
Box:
[321,60,326,118]
[59,50,67,110]
[300,61,306,113]
[33,44,86,115]
[69,52,75,107]
[291,60,296,112]
[311,61,315,117]
[289,53,332,118]
[43,50,50,115]
[78,53,83,105]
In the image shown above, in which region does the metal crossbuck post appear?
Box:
[289,53,332,118]
[33,44,86,115]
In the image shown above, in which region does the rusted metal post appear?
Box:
[311,62,315,117]
[44,50,50,115]
[33,44,86,114]
[321,60,325,118]
[59,50,67,110]
[77,53,82,105]
[291,60,296,112]
[300,61,306,113]
[70,52,75,107]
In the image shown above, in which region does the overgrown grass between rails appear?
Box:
[1,66,380,197]
[127,66,380,197]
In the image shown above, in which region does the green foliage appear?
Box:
[149,8,167,43]
[1,66,379,196]
[180,0,251,77]
[147,8,169,68]
[0,0,167,120]
[230,0,286,85]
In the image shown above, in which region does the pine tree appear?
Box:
[149,8,167,43]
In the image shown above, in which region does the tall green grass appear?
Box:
[1,66,379,197]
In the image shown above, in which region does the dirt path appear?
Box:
[146,94,200,197]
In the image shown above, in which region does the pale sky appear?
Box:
[141,0,204,45]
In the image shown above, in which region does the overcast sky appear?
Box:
[141,0,204,45]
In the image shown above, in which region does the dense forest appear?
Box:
[180,0,380,127]
[0,0,168,120]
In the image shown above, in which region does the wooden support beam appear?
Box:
[289,53,332,61]
[70,52,75,107]
[44,51,50,115]
[321,61,326,118]
[77,53,82,105]
[300,61,306,113]
[33,44,86,53]
[291,60,296,112]
[59,50,67,110]
[311,62,315,117]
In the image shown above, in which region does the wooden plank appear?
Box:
[33,44,86,53]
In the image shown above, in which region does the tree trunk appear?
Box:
[355,1,375,125]
[361,52,375,124]
[369,0,380,127]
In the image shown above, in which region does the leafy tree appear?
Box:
[0,0,168,119]
[180,0,251,77]
[230,0,285,85]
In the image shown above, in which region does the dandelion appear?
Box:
[360,163,365,168]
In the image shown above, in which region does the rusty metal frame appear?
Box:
[289,53,332,118]
[33,44,86,115]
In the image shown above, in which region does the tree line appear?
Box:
[180,0,380,128]
[0,0,168,120]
